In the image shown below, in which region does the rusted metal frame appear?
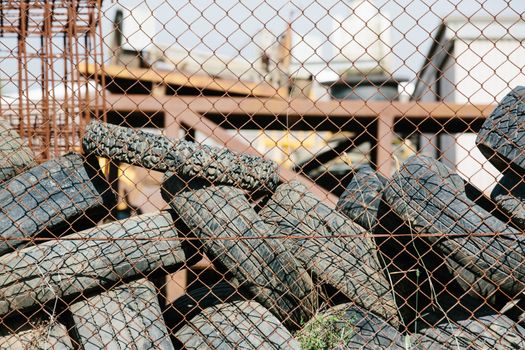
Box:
[16,0,28,141]
[22,2,33,155]
[376,108,396,177]
[98,94,493,120]
[94,94,491,185]
[94,0,107,125]
[70,0,83,153]
[176,96,493,120]
[63,0,74,152]
[42,0,53,159]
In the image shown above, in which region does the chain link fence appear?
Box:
[2,0,525,349]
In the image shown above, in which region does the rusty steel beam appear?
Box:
[93,94,494,120]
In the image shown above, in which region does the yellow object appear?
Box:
[257,130,327,168]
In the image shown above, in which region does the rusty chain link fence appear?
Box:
[2,0,525,349]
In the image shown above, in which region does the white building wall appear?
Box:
[451,40,525,104]
[440,38,525,193]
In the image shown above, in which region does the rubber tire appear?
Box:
[297,303,407,350]
[175,300,300,350]
[384,155,525,300]
[0,211,185,317]
[491,171,525,230]
[259,181,400,327]
[0,152,115,255]
[416,312,525,350]
[0,120,36,183]
[162,175,316,330]
[83,121,279,193]
[70,279,174,350]
[337,165,477,331]
[476,86,525,174]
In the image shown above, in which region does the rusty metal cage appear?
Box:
[2,0,525,349]
[0,0,103,161]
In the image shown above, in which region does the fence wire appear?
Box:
[2,0,525,349]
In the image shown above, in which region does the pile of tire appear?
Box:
[3,85,525,349]
[336,86,525,349]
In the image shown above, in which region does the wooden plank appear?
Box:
[79,63,283,98]
[70,279,174,350]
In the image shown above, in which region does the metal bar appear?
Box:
[97,94,493,120]
[375,111,395,177]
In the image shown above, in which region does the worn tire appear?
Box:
[0,211,185,317]
[491,171,525,229]
[70,279,174,350]
[337,165,440,328]
[297,303,406,350]
[0,120,36,183]
[416,312,525,350]
[175,300,301,350]
[336,165,496,329]
[476,86,525,173]
[0,321,73,350]
[384,155,525,300]
[337,165,390,231]
[0,152,116,255]
[166,281,244,333]
[162,175,316,330]
[259,181,400,327]
[82,121,279,193]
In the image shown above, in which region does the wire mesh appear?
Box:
[2,0,525,349]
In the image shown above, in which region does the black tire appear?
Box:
[70,279,174,350]
[162,175,316,330]
[296,303,407,350]
[0,321,73,349]
[338,165,439,329]
[0,211,185,317]
[259,181,400,327]
[416,312,525,350]
[0,152,116,255]
[337,165,389,232]
[82,121,280,193]
[175,300,301,350]
[0,120,36,183]
[336,165,497,331]
[384,155,525,300]
[165,281,243,333]
[476,86,525,173]
[491,171,525,230]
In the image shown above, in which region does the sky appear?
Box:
[99,0,525,82]
[2,0,524,95]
